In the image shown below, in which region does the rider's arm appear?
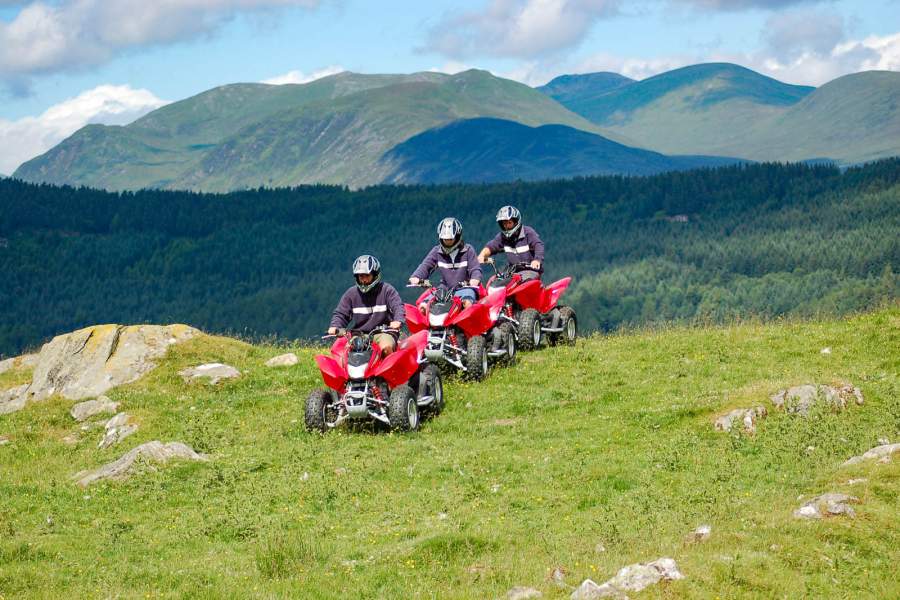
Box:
[329,288,354,331]
[527,227,545,263]
[385,284,406,328]
[410,247,439,282]
[465,245,483,283]
[479,234,502,263]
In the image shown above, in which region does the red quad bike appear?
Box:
[305,327,443,433]
[485,261,577,350]
[405,283,514,381]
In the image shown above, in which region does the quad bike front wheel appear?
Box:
[388,385,420,432]
[416,363,444,418]
[549,306,577,346]
[305,389,338,433]
[465,335,489,380]
[518,308,542,350]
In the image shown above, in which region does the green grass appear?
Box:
[0,309,898,598]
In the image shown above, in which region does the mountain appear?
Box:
[537,72,634,110]
[382,117,742,184]
[14,70,629,191]
[539,63,900,165]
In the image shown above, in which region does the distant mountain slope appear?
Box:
[14,70,623,191]
[382,117,742,184]
[537,72,634,111]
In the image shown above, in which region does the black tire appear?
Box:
[558,306,577,345]
[464,335,489,380]
[388,385,420,432]
[305,389,337,433]
[499,322,517,363]
[518,308,542,350]
[416,363,444,417]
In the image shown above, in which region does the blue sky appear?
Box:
[1,0,899,174]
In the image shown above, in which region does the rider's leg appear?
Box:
[373,332,397,356]
[454,288,477,308]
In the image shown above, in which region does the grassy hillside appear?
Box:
[382,117,741,184]
[537,72,635,110]
[13,70,620,191]
[0,309,897,597]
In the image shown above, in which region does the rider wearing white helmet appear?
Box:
[328,255,405,354]
[477,206,545,279]
[409,217,482,307]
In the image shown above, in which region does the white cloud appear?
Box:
[669,0,830,10]
[423,0,621,59]
[261,65,344,85]
[427,60,475,75]
[0,0,322,90]
[0,84,168,174]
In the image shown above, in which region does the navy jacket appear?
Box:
[329,282,405,332]
[411,243,482,289]
[486,226,545,268]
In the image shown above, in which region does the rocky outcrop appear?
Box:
[507,587,543,600]
[842,443,899,466]
[0,384,29,415]
[794,493,859,519]
[73,441,207,487]
[770,384,863,415]
[179,363,240,384]
[70,396,120,421]
[714,407,766,433]
[98,413,137,449]
[0,353,38,375]
[265,353,298,367]
[26,324,199,402]
[571,558,683,599]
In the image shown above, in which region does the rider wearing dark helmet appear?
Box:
[477,206,545,280]
[409,217,482,307]
[328,255,405,354]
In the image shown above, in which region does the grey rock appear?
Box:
[843,443,899,466]
[770,384,864,415]
[0,354,35,374]
[73,441,207,487]
[0,435,9,446]
[98,412,138,449]
[571,558,684,599]
[793,493,859,519]
[688,524,712,542]
[0,384,30,415]
[714,406,766,433]
[19,353,39,368]
[70,395,120,421]
[27,324,199,403]
[178,363,240,384]
[265,352,298,367]
[507,587,543,600]
[0,358,13,375]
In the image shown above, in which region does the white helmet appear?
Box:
[437,217,463,253]
[352,255,382,293]
[496,205,522,240]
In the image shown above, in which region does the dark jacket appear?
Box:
[411,243,482,289]
[329,282,405,332]
[486,225,545,268]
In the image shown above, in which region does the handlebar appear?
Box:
[323,325,400,340]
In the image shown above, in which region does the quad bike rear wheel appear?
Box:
[518,308,542,350]
[465,335,489,380]
[499,322,517,363]
[388,385,420,432]
[305,389,338,433]
[416,363,444,418]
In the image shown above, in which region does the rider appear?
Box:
[328,255,405,355]
[409,217,482,308]
[477,206,544,280]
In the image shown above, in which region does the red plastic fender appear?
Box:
[509,278,544,311]
[368,331,428,388]
[448,294,498,338]
[483,287,507,322]
[538,277,572,314]
[315,354,347,392]
[405,302,428,334]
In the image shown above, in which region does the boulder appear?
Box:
[0,384,29,415]
[179,363,240,384]
[793,493,858,519]
[842,443,900,466]
[0,358,13,375]
[26,324,199,402]
[70,395,120,422]
[770,384,863,415]
[73,441,207,487]
[265,353,298,367]
[507,587,543,600]
[98,413,138,449]
[571,558,684,599]
[714,406,766,433]
[687,524,712,542]
[0,435,9,446]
